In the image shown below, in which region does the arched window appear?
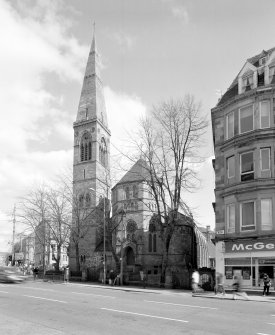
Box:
[125,186,130,200]
[86,193,91,207]
[153,234,157,252]
[148,234,152,252]
[99,138,107,167]
[79,194,84,208]
[80,133,92,162]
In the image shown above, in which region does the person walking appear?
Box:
[263,274,271,296]
[215,272,226,295]
[232,275,249,300]
[192,269,200,293]
[109,270,116,286]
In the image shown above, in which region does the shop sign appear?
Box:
[225,239,275,253]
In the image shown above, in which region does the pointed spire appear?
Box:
[75,22,109,129]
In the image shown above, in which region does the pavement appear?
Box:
[59,280,275,303]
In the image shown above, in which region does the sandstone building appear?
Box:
[212,48,275,287]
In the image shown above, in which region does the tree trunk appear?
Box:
[75,243,80,273]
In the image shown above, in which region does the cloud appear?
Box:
[171,5,189,24]
[110,31,135,52]
[0,0,85,250]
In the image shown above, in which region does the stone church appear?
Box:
[69,29,212,288]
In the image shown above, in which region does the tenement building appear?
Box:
[212,48,275,288]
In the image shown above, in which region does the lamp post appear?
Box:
[89,188,106,285]
[119,209,126,286]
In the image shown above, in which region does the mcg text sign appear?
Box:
[225,239,275,253]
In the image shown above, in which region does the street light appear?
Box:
[89,188,106,285]
[118,208,126,286]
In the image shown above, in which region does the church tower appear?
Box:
[71,26,111,270]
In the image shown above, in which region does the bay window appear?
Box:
[239,105,254,134]
[240,151,254,181]
[240,201,256,231]
[226,204,235,233]
[260,148,270,171]
[260,101,270,128]
[227,156,235,179]
[261,199,273,231]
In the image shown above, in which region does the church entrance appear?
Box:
[125,246,135,266]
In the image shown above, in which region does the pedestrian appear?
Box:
[64,266,69,284]
[263,273,271,296]
[109,270,115,286]
[215,272,226,295]
[192,269,200,293]
[33,267,38,280]
[232,275,249,300]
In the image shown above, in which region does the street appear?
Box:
[0,281,275,335]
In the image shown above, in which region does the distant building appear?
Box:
[212,48,275,288]
[0,252,8,266]
[21,233,35,266]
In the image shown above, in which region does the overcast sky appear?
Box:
[1,0,275,252]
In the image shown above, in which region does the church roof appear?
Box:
[75,25,109,129]
[116,159,150,186]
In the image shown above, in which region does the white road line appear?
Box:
[19,287,55,292]
[23,295,67,303]
[101,308,189,323]
[71,292,115,299]
[0,290,8,293]
[267,323,275,326]
[145,300,218,310]
[257,333,272,335]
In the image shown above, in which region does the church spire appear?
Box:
[75,22,108,128]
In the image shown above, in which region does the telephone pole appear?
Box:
[12,204,16,265]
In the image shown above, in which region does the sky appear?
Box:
[1,0,275,252]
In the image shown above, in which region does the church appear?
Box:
[69,28,213,289]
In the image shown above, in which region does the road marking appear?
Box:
[145,300,218,310]
[267,323,275,326]
[71,292,115,299]
[101,308,189,323]
[0,290,8,293]
[19,287,55,292]
[23,295,67,303]
[257,333,272,335]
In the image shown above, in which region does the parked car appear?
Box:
[0,266,25,283]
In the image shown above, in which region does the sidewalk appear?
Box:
[63,281,275,303]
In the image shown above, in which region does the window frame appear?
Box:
[239,104,254,134]
[240,201,256,232]
[261,199,273,231]
[240,151,254,181]
[226,203,235,233]
[260,147,271,171]
[226,156,235,179]
[260,101,271,129]
[226,112,234,140]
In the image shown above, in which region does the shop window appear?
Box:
[226,112,234,139]
[260,101,270,128]
[261,199,273,231]
[239,105,254,134]
[260,148,270,171]
[240,201,256,231]
[240,151,254,181]
[226,204,235,233]
[226,156,235,179]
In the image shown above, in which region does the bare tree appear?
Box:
[133,95,208,284]
[17,184,72,272]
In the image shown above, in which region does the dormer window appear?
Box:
[259,57,267,66]
[269,66,275,84]
[242,75,253,92]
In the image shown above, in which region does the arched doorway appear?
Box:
[125,246,135,266]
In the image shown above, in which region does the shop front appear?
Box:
[217,238,275,288]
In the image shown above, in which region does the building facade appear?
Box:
[212,48,275,288]
[69,28,111,272]
[112,159,211,288]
